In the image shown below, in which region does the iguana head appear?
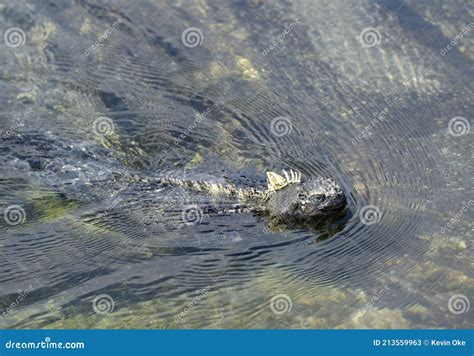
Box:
[263,170,346,220]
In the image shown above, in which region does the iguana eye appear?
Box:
[315,194,326,201]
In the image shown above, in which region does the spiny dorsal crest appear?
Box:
[266,169,302,191]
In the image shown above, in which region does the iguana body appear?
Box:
[142,169,347,221]
[5,132,347,224]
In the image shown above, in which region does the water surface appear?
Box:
[0,0,472,328]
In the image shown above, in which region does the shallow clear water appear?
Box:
[0,0,472,329]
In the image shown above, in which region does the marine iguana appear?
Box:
[150,169,347,222]
[5,132,346,224]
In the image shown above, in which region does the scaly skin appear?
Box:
[151,170,347,221]
[6,133,346,222]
